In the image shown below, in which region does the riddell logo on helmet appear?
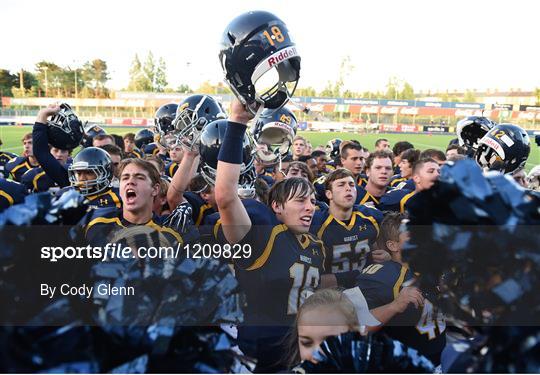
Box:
[267,47,297,67]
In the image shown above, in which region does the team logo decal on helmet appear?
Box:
[475,123,530,174]
[47,103,84,150]
[68,147,113,196]
[219,11,301,114]
[253,107,298,164]
[81,123,107,148]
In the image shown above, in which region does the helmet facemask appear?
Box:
[172,96,225,150]
[457,117,494,151]
[246,48,300,115]
[200,159,256,200]
[48,103,78,134]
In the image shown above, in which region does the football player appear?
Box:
[99,144,123,183]
[388,148,420,189]
[0,138,17,178]
[67,147,121,208]
[80,158,196,248]
[0,177,27,211]
[375,138,390,152]
[291,135,307,161]
[378,158,441,213]
[445,144,466,159]
[297,155,319,181]
[33,105,120,208]
[133,129,153,156]
[143,141,169,161]
[21,146,70,193]
[165,134,217,228]
[214,99,325,372]
[355,212,446,365]
[92,134,115,147]
[391,141,414,175]
[122,133,142,158]
[284,161,313,181]
[420,149,446,166]
[164,144,183,178]
[314,142,370,204]
[5,133,40,182]
[310,150,329,177]
[310,168,383,288]
[340,141,369,186]
[356,150,393,206]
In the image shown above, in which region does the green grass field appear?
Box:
[1,126,538,171]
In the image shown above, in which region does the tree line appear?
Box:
[2,53,539,104]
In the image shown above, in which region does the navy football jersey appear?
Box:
[356,185,383,207]
[314,174,367,205]
[125,148,143,159]
[213,199,325,326]
[86,187,122,209]
[257,173,274,187]
[378,189,416,213]
[21,167,59,193]
[356,173,368,188]
[57,186,122,209]
[164,162,179,178]
[183,191,215,226]
[0,151,17,178]
[356,261,446,364]
[397,179,415,190]
[311,205,382,275]
[143,143,169,162]
[143,142,159,156]
[80,206,195,248]
[0,177,27,211]
[389,174,407,188]
[5,156,39,182]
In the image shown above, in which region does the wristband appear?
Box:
[217,122,247,165]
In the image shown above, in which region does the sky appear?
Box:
[2,0,540,94]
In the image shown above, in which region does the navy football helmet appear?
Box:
[81,123,106,148]
[68,147,113,196]
[457,116,496,151]
[134,129,154,149]
[253,107,297,164]
[198,119,256,198]
[219,11,301,114]
[475,123,530,174]
[47,103,84,150]
[154,103,178,148]
[325,138,342,158]
[172,95,226,149]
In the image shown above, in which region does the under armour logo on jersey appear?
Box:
[99,198,108,205]
[312,248,319,256]
[358,224,367,231]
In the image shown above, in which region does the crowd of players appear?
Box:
[0,93,538,372]
[1,9,540,374]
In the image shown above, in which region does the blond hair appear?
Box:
[284,288,359,368]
